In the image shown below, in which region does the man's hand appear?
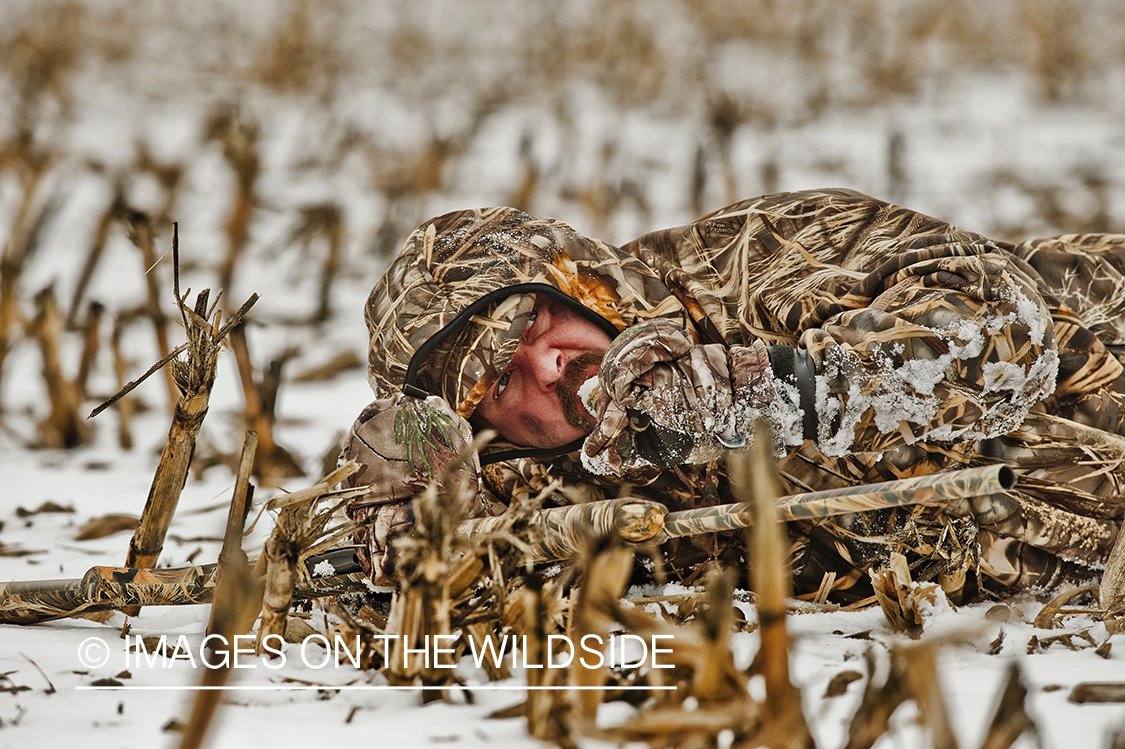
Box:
[342,393,481,586]
[582,320,741,474]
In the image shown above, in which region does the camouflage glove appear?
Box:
[581,319,795,475]
[341,393,481,587]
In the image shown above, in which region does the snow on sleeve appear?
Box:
[806,262,1058,458]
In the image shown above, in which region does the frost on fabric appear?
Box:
[584,281,1057,469]
[578,375,601,418]
[982,360,1030,394]
[581,444,617,475]
[312,559,337,577]
[814,295,1058,458]
[1004,281,1049,346]
[724,375,804,455]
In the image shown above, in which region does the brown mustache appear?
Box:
[557,350,605,432]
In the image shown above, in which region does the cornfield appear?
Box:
[1,1,1124,747]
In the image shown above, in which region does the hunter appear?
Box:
[342,187,1125,604]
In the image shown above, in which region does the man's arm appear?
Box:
[587,195,1059,471]
[794,245,1057,457]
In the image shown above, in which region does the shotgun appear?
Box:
[0,464,1014,625]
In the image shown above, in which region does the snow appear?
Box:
[2,0,1125,746]
[578,376,600,419]
[9,444,1121,749]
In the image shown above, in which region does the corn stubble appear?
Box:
[178,430,261,749]
[336,424,1047,749]
[254,459,367,655]
[229,322,305,483]
[119,280,258,577]
[381,438,498,699]
[30,286,90,448]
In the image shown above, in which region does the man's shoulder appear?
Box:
[623,188,885,250]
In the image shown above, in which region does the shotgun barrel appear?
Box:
[662,463,1016,538]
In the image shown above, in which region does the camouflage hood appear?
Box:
[365,207,684,418]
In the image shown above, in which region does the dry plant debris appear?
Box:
[254,459,366,655]
[229,323,305,482]
[78,226,261,593]
[870,551,946,635]
[178,431,263,749]
[30,286,90,448]
[118,279,257,576]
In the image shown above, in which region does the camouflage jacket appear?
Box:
[350,188,1125,601]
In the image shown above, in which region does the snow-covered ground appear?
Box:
[2,1,1124,746]
[2,451,1124,749]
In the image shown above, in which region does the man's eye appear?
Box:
[521,308,540,344]
[496,371,511,396]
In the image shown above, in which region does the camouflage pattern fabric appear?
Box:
[341,393,493,586]
[582,318,780,474]
[364,208,683,418]
[352,188,1125,602]
[630,191,1058,457]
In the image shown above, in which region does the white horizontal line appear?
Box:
[75,684,676,691]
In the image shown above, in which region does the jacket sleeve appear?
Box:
[785,243,1059,457]
[584,242,1059,469]
[621,190,1060,462]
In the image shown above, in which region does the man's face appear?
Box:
[473,294,612,448]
